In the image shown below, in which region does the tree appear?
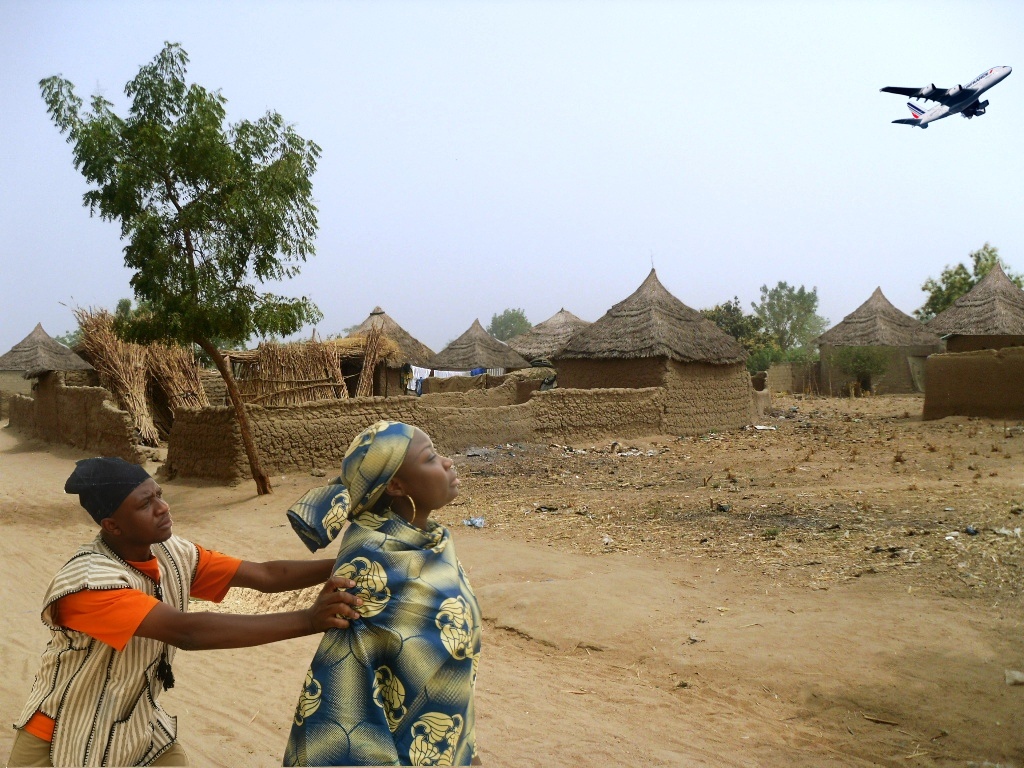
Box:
[54,328,82,349]
[751,282,828,353]
[827,346,892,396]
[487,308,531,341]
[915,243,1024,321]
[41,42,322,495]
[699,297,779,373]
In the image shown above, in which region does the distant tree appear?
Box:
[700,297,779,373]
[915,243,1023,321]
[487,308,531,341]
[54,328,82,349]
[751,282,828,353]
[41,42,322,495]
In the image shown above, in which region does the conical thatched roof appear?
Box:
[431,319,530,371]
[507,309,591,360]
[0,323,93,378]
[816,288,940,347]
[347,306,435,366]
[927,264,1024,336]
[555,269,746,364]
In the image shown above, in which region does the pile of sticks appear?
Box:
[74,308,160,447]
[354,323,387,398]
[146,342,210,411]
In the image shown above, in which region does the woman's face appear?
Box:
[393,429,460,513]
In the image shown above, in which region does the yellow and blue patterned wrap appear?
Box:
[284,508,482,766]
[287,421,416,552]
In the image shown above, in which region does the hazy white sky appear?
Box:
[1,0,1021,354]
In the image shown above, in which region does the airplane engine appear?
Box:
[947,84,962,96]
[962,99,989,118]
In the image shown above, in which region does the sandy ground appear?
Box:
[1,394,1023,767]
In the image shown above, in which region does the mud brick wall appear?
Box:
[819,344,939,395]
[923,347,1024,420]
[553,357,664,390]
[0,370,32,420]
[420,373,506,395]
[662,361,756,434]
[165,386,666,481]
[7,373,145,462]
[529,387,664,442]
[944,335,1024,353]
[766,362,820,395]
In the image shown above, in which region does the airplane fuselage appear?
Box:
[888,66,1012,128]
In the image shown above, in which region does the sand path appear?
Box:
[1,426,1021,766]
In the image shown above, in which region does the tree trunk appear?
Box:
[196,337,272,495]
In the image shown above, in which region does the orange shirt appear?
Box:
[24,545,242,742]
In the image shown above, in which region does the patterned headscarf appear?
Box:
[287,421,416,552]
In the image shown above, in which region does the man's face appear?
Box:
[105,478,173,547]
[394,430,460,514]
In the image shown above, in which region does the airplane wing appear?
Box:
[880,84,948,103]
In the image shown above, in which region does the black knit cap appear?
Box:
[65,457,152,524]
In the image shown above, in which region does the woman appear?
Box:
[284,421,482,766]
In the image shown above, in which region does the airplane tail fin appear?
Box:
[893,102,927,127]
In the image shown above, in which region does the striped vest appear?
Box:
[16,534,199,767]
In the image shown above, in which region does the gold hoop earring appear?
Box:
[405,495,417,517]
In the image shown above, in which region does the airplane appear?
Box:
[880,66,1012,128]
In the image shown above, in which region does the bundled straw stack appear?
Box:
[73,308,160,447]
[354,323,386,398]
[146,343,210,411]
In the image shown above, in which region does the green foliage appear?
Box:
[39,42,323,351]
[700,297,779,373]
[487,308,531,341]
[828,346,892,391]
[700,296,761,341]
[915,243,1024,321]
[54,328,82,349]
[751,282,828,353]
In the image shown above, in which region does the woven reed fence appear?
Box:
[228,333,399,405]
[74,308,161,447]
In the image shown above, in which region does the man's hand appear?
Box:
[305,576,363,632]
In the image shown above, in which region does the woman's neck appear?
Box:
[389,497,431,530]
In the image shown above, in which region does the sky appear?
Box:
[1,0,1022,355]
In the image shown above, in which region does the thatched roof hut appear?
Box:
[431,319,530,371]
[507,309,590,361]
[927,264,1024,338]
[0,323,93,378]
[556,269,746,365]
[553,269,755,433]
[347,306,435,367]
[817,288,940,347]
[815,288,940,394]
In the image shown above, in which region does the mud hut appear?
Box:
[508,309,590,361]
[430,319,530,373]
[0,323,93,379]
[347,306,436,395]
[816,288,941,394]
[0,324,94,418]
[926,264,1024,352]
[554,269,755,433]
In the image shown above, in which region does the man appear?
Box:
[7,457,362,767]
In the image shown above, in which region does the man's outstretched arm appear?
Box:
[135,576,361,651]
[229,558,337,593]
